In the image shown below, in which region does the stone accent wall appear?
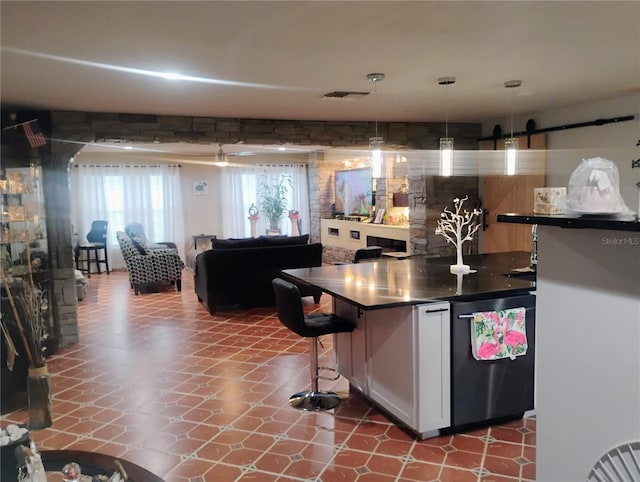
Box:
[322,245,356,265]
[52,111,481,150]
[22,110,482,346]
[409,176,480,256]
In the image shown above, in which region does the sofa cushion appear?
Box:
[211,237,266,249]
[260,234,309,246]
[130,235,148,255]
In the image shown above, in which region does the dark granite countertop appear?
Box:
[282,251,535,310]
[498,212,640,232]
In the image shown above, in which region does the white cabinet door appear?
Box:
[367,306,416,427]
[415,302,451,433]
[333,299,367,394]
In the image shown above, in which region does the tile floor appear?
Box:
[1,271,536,481]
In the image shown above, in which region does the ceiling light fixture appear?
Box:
[504,80,522,176]
[367,73,385,178]
[214,143,229,167]
[438,76,456,177]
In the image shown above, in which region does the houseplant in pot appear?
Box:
[258,174,293,235]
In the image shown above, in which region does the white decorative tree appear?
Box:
[435,196,482,273]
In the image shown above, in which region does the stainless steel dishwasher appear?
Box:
[449,293,536,428]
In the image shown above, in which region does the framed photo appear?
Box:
[193,181,208,195]
[373,208,385,224]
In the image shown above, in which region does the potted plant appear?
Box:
[258,174,293,235]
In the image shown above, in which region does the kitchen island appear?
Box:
[498,213,640,481]
[283,251,536,438]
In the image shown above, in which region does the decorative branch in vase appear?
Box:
[0,256,53,429]
[435,196,482,274]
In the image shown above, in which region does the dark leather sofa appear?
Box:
[194,235,323,314]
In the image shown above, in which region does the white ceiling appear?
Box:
[2,1,639,128]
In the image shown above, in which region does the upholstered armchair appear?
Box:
[124,222,178,250]
[116,231,184,295]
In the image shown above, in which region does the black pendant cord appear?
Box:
[480,114,637,142]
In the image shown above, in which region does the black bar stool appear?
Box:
[75,220,110,278]
[352,246,383,263]
[272,278,355,411]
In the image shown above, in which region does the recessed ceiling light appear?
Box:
[161,72,184,80]
[278,146,286,151]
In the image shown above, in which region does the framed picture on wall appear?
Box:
[194,181,208,195]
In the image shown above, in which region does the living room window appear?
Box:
[70,163,185,269]
[219,163,310,238]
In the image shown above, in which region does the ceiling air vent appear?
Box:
[321,91,370,100]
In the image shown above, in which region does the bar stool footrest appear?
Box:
[318,366,341,381]
[289,390,341,411]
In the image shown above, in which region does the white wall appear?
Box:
[483,93,640,213]
[535,225,640,480]
[180,163,224,250]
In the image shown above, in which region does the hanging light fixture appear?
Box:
[504,80,522,176]
[213,143,229,167]
[438,76,456,177]
[367,73,385,178]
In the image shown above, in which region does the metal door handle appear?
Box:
[424,308,448,314]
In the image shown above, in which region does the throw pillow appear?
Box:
[130,235,148,255]
[261,234,310,246]
[211,237,266,249]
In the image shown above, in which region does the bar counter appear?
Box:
[497,212,640,481]
[497,211,640,231]
[283,251,534,309]
[283,251,537,439]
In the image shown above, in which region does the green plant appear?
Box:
[258,174,293,231]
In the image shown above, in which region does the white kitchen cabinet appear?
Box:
[333,298,451,436]
[333,300,367,394]
[367,305,416,427]
[414,302,451,433]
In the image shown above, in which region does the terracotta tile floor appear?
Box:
[2,271,536,481]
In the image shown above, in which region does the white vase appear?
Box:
[450,264,471,274]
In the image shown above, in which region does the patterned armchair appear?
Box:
[124,222,178,250]
[116,231,184,295]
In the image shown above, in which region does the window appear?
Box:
[70,164,185,269]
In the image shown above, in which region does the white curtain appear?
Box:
[70,163,186,269]
[219,163,310,238]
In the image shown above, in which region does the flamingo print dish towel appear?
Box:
[471,307,528,361]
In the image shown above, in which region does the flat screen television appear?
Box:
[334,167,373,216]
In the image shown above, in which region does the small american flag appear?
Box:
[22,121,47,148]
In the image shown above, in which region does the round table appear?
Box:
[41,450,164,481]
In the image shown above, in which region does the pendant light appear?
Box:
[504,80,522,176]
[367,73,385,178]
[438,76,456,177]
[214,143,229,167]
